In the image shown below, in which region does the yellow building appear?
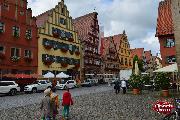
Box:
[113,31,133,70]
[36,0,81,78]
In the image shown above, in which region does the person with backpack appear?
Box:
[62,87,73,119]
[50,89,59,120]
[40,88,51,120]
[114,81,120,94]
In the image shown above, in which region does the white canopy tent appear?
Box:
[153,63,178,73]
[43,72,55,78]
[56,72,70,78]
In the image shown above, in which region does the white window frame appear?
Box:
[24,50,32,58]
[11,47,20,57]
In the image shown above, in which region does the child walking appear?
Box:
[62,88,73,119]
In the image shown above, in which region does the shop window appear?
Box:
[165,39,175,48]
[11,48,20,57]
[24,50,32,58]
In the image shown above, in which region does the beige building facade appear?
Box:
[36,0,81,78]
[172,0,180,71]
[113,31,133,70]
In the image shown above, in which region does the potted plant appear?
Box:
[61,48,68,53]
[61,62,68,68]
[154,72,170,97]
[68,38,74,42]
[129,74,142,95]
[11,56,20,62]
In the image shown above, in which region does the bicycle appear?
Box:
[163,98,180,120]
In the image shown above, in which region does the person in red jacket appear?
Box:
[62,87,73,119]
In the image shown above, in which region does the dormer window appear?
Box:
[0,22,5,33]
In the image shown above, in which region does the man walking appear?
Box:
[114,81,120,94]
[62,87,73,119]
[121,80,127,94]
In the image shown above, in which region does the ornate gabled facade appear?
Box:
[156,0,176,67]
[113,31,133,70]
[102,37,120,81]
[0,0,38,74]
[73,12,101,78]
[36,0,81,78]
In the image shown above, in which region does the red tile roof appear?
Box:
[73,12,98,41]
[113,34,124,52]
[130,48,144,60]
[144,51,152,62]
[36,9,52,27]
[156,0,174,36]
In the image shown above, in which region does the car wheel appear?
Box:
[10,89,17,96]
[32,88,37,93]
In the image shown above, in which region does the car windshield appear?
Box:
[60,80,66,84]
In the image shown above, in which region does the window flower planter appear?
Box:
[61,48,68,53]
[11,56,20,62]
[44,45,52,50]
[25,35,32,40]
[69,51,74,55]
[61,63,68,68]
[43,60,53,66]
[68,38,74,42]
[75,51,80,56]
[75,64,80,68]
[24,57,32,63]
[53,32,59,38]
[0,52,5,59]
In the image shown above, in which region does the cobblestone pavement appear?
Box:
[0,85,112,110]
[0,87,165,120]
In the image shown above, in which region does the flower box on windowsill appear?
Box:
[24,57,32,63]
[75,51,80,56]
[61,63,68,68]
[69,51,74,55]
[75,64,80,68]
[43,60,53,66]
[26,35,32,40]
[53,32,59,38]
[11,56,20,62]
[44,45,52,50]
[68,38,74,42]
[61,48,68,53]
[0,52,5,59]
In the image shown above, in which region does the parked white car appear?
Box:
[0,81,20,96]
[24,80,52,93]
[56,80,76,90]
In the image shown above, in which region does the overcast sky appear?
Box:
[27,0,162,56]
